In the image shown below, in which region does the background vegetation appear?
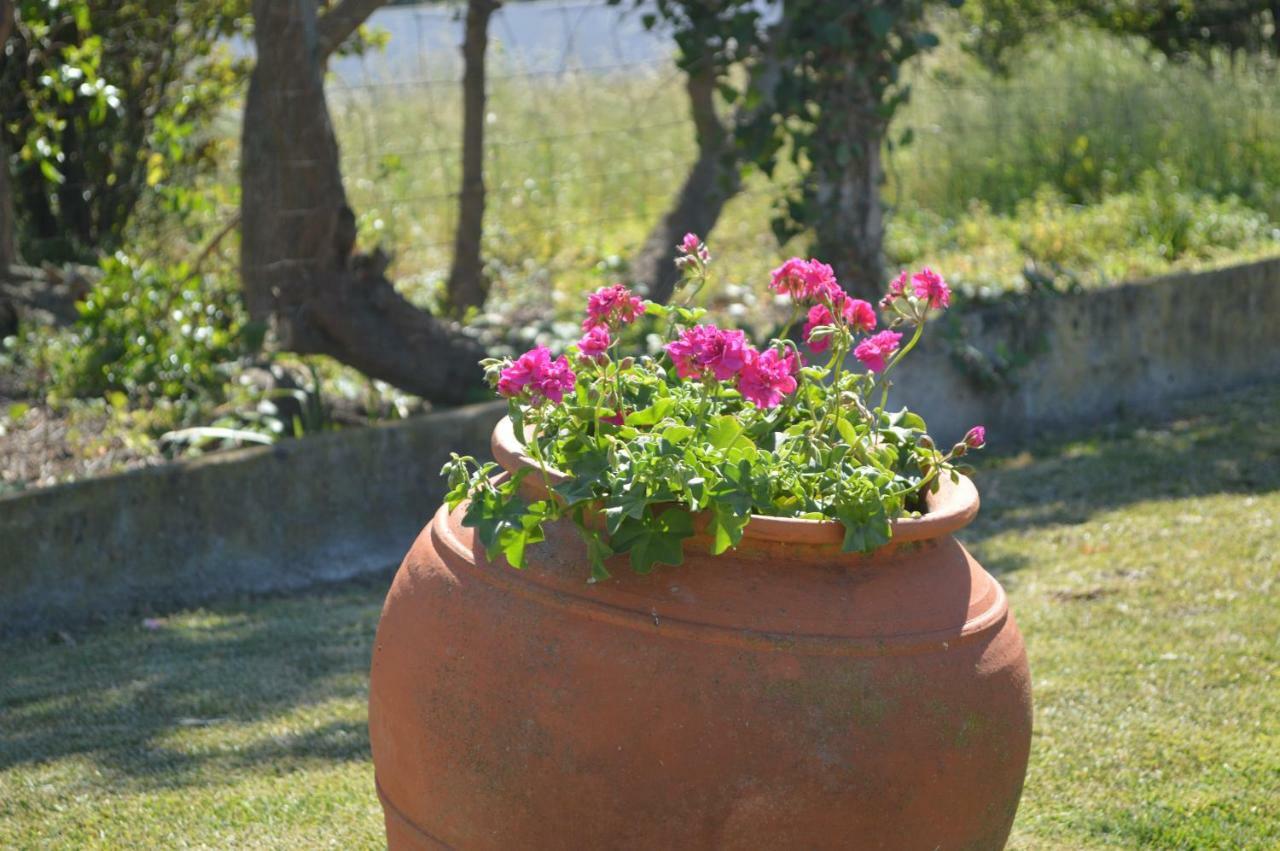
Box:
[2,4,1279,491]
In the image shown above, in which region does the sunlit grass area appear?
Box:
[3,382,1278,848]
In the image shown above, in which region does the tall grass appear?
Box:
[328,21,1280,320]
[892,27,1280,219]
[333,63,699,313]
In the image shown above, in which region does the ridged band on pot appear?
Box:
[369,418,1033,849]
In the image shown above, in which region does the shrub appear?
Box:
[50,252,258,414]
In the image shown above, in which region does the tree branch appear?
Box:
[316,0,386,60]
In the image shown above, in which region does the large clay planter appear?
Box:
[369,417,1032,849]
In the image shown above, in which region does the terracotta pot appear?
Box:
[369,417,1032,849]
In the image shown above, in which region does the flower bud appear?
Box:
[917,435,934,451]
[963,425,986,449]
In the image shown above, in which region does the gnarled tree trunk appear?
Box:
[445,0,500,315]
[628,62,740,304]
[809,73,886,302]
[241,0,483,404]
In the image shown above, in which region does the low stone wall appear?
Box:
[892,257,1280,444]
[0,401,505,636]
[3,257,1277,634]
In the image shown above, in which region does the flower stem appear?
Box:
[525,410,558,514]
[875,320,926,419]
[820,336,849,439]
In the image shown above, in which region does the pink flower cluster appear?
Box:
[769,257,841,303]
[665,324,749,381]
[583,284,645,331]
[577,325,611,360]
[498,345,577,405]
[853,330,903,374]
[912,267,951,309]
[802,295,877,353]
[882,267,951,311]
[675,232,711,268]
[738,348,799,409]
[665,324,799,409]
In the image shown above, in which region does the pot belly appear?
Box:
[369,505,1032,850]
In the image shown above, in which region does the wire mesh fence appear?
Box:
[326,0,702,305]
[323,0,1280,309]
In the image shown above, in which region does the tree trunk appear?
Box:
[628,63,740,304]
[445,0,500,316]
[0,0,16,274]
[241,0,483,404]
[0,149,15,273]
[809,75,886,303]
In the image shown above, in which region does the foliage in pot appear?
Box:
[445,234,986,577]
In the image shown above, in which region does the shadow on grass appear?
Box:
[0,579,389,791]
[961,382,1280,568]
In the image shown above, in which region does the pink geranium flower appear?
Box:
[583,284,646,330]
[665,324,750,381]
[769,257,809,298]
[737,347,799,409]
[802,295,878,352]
[769,257,841,303]
[577,325,611,360]
[911,267,951,309]
[497,346,577,404]
[964,425,986,449]
[853,330,903,374]
[678,232,710,260]
[880,270,909,309]
[847,298,877,333]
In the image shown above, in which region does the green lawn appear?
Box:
[2,384,1278,849]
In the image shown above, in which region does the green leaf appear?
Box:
[706,501,750,555]
[706,414,743,450]
[834,492,892,555]
[662,424,695,444]
[462,489,549,569]
[39,159,65,185]
[497,511,547,569]
[552,451,608,505]
[625,397,674,427]
[603,486,650,535]
[836,415,859,447]
[611,507,694,574]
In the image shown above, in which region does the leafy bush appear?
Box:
[50,253,258,414]
[0,0,251,263]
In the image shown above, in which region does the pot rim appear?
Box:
[490,415,979,545]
